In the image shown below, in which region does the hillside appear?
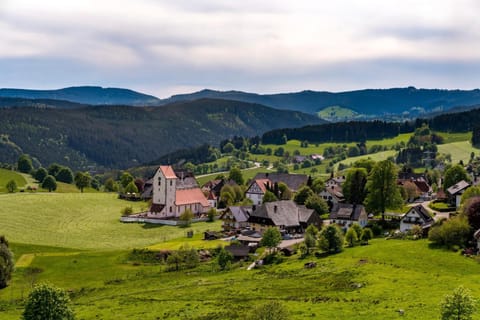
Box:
[160,87,480,116]
[0,98,324,170]
[0,86,161,106]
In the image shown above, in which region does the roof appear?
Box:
[324,185,344,201]
[207,191,217,200]
[297,206,316,223]
[248,179,271,194]
[159,165,177,179]
[150,203,165,213]
[474,229,480,239]
[252,173,308,191]
[403,205,433,223]
[225,245,250,257]
[413,178,430,193]
[447,180,470,195]
[329,203,366,221]
[222,206,251,222]
[175,188,210,207]
[249,200,303,227]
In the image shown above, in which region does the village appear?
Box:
[120,161,480,261]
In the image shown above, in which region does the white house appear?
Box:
[447,180,470,209]
[399,205,434,233]
[245,178,270,205]
[150,166,210,218]
[329,203,368,229]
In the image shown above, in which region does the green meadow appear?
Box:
[0,168,27,192]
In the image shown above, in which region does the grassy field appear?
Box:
[1,239,480,319]
[0,168,27,192]
[437,141,479,164]
[0,193,221,250]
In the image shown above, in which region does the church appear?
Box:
[150,165,210,218]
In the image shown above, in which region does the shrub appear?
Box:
[121,206,133,216]
[22,283,75,320]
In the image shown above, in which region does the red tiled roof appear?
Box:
[176,188,210,207]
[253,179,271,193]
[159,165,177,179]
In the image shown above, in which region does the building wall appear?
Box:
[152,168,177,214]
[246,193,263,205]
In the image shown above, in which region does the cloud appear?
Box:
[0,0,479,96]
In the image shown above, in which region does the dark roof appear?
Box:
[329,204,366,221]
[249,200,308,227]
[225,245,250,257]
[324,185,344,201]
[413,179,430,193]
[447,180,470,195]
[150,203,165,213]
[402,205,433,224]
[252,173,308,191]
[298,206,316,223]
[222,206,252,223]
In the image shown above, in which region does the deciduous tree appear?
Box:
[360,228,373,244]
[318,225,344,254]
[228,167,244,185]
[343,168,368,205]
[56,167,74,184]
[0,235,14,289]
[217,247,233,270]
[443,165,470,191]
[33,167,48,183]
[6,180,17,193]
[365,160,403,219]
[17,154,33,174]
[179,209,194,227]
[294,186,314,205]
[41,175,57,192]
[74,172,91,193]
[260,227,282,253]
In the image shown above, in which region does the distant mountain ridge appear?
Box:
[0,86,161,106]
[2,86,480,118]
[159,87,480,116]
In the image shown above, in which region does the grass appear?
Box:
[0,193,221,250]
[437,141,479,164]
[335,150,397,171]
[0,168,27,192]
[2,239,480,319]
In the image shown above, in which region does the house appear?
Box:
[293,155,307,163]
[141,178,153,200]
[149,165,210,218]
[245,179,270,205]
[399,205,434,233]
[251,173,309,192]
[207,191,218,208]
[201,179,225,198]
[247,200,321,234]
[310,154,325,162]
[447,180,471,208]
[325,176,345,188]
[220,206,252,232]
[224,244,251,260]
[397,177,432,200]
[329,203,368,228]
[319,185,345,209]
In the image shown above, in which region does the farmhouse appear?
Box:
[329,203,368,229]
[220,206,252,232]
[399,205,433,233]
[149,166,210,218]
[247,200,321,234]
[319,184,345,208]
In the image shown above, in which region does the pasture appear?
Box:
[1,239,480,319]
[0,193,221,250]
[0,168,27,192]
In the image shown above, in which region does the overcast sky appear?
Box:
[1,0,479,97]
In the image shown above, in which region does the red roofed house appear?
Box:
[245,178,271,205]
[151,165,210,218]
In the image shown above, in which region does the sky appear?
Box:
[1,0,479,98]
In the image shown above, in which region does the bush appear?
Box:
[0,235,14,289]
[428,216,471,248]
[247,301,289,320]
[22,283,75,320]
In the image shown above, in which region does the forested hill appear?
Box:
[0,98,324,170]
[160,87,480,116]
[0,86,161,106]
[262,107,480,144]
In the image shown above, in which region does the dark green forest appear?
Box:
[0,98,323,170]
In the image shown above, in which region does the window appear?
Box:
[158,177,161,186]
[169,206,172,212]
[170,180,172,186]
